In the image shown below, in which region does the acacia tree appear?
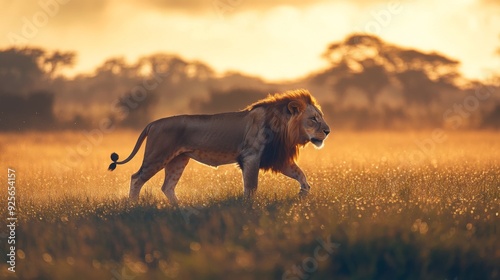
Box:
[43,50,75,78]
[323,35,459,80]
[0,48,46,95]
[321,34,461,105]
[310,34,468,129]
[0,47,75,130]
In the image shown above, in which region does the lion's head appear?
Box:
[246,89,330,171]
[290,100,330,148]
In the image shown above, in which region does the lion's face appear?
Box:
[298,104,330,148]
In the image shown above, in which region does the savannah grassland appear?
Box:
[0,130,498,280]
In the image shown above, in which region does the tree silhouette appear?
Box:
[0,47,46,95]
[0,47,72,130]
[308,34,472,128]
[43,51,75,78]
[323,35,459,78]
[1,41,497,131]
[0,47,75,94]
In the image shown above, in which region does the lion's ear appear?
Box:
[287,101,304,115]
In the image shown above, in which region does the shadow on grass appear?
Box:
[3,194,498,279]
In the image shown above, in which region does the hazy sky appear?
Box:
[1,0,499,81]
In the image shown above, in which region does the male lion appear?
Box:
[108,89,330,203]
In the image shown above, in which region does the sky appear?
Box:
[1,0,499,81]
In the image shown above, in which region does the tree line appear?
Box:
[0,34,498,131]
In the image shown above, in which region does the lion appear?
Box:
[108,89,330,203]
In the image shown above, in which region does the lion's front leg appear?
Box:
[280,161,311,196]
[241,156,260,198]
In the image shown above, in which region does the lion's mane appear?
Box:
[244,89,322,172]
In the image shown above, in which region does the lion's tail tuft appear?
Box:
[108,153,119,171]
[107,123,151,172]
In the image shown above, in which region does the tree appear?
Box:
[43,51,75,78]
[0,47,75,94]
[0,47,46,94]
[323,34,460,82]
[320,34,461,105]
[309,34,468,129]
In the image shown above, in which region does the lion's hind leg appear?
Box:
[129,171,143,201]
[161,154,190,205]
[129,161,164,201]
[129,154,174,202]
[129,129,183,201]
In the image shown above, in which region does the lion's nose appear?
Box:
[324,128,330,136]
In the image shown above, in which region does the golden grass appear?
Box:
[0,130,498,279]
[2,130,498,203]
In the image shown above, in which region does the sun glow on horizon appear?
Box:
[1,0,499,81]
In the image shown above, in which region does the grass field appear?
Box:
[0,130,498,279]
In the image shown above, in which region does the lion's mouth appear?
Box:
[311,138,324,147]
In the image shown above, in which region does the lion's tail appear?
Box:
[108,123,152,171]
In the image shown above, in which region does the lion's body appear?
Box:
[150,111,252,166]
[109,89,330,203]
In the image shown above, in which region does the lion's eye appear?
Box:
[310,117,318,123]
